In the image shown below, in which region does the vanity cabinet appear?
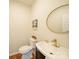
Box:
[36,48,45,59]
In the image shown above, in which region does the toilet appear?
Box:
[19,35,37,59]
[19,46,32,59]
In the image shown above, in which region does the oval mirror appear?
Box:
[46,4,69,33]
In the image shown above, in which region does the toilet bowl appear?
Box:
[19,46,32,59]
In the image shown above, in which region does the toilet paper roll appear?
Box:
[30,38,37,48]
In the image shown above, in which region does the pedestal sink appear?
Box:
[36,41,68,59]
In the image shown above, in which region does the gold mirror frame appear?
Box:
[46,4,69,34]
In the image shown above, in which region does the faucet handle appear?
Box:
[51,39,57,43]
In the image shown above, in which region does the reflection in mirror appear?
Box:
[46,4,69,33]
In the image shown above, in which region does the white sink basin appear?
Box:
[36,41,68,59]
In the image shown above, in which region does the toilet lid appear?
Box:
[19,46,32,54]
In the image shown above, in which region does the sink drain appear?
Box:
[50,53,54,55]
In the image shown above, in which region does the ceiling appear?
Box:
[11,0,36,6]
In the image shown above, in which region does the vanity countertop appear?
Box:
[36,41,68,59]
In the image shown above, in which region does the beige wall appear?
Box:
[31,0,69,48]
[10,0,69,53]
[9,0,32,53]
